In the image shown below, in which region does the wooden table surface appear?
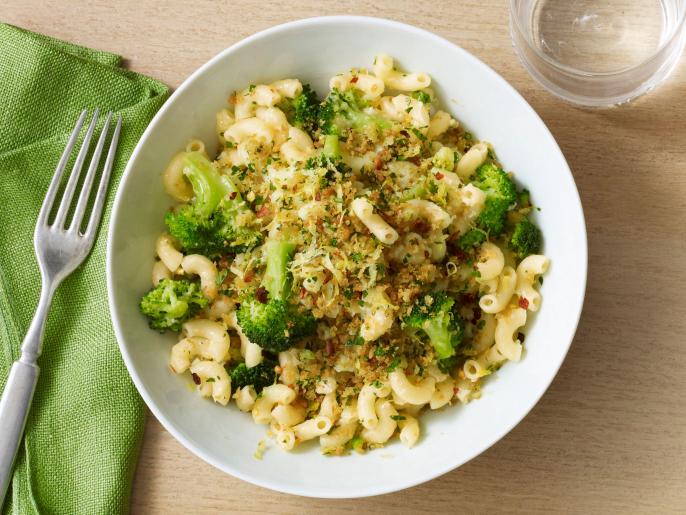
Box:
[5,1,686,513]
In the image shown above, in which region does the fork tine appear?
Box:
[52,108,100,229]
[68,111,112,233]
[85,115,121,241]
[36,110,88,228]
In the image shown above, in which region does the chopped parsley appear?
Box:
[411,90,431,104]
[215,269,229,286]
[410,127,427,142]
[346,335,364,347]
[387,356,401,372]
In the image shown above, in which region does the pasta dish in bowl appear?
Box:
[141,55,549,454]
[108,16,586,497]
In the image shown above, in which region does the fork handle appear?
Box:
[0,282,52,503]
[0,360,39,498]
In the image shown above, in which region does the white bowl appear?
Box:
[107,16,587,498]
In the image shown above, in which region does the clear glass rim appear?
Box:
[509,0,686,78]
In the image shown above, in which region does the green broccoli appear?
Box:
[471,162,517,236]
[236,239,316,352]
[139,278,209,332]
[318,88,391,138]
[280,83,320,137]
[322,134,341,159]
[230,360,277,392]
[509,219,542,259]
[437,355,458,374]
[517,188,531,209]
[404,292,463,360]
[164,152,262,256]
[457,228,487,252]
[304,134,353,189]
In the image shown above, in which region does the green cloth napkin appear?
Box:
[0,24,169,514]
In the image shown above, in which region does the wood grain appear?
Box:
[4,1,686,513]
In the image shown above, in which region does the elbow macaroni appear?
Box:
[479,266,517,314]
[252,384,296,424]
[456,142,489,178]
[361,399,398,444]
[495,307,527,362]
[162,152,194,202]
[181,254,218,300]
[476,242,505,281]
[151,260,171,286]
[373,53,431,91]
[389,369,435,405]
[156,234,183,273]
[189,359,231,405]
[351,197,399,245]
[358,381,390,429]
[515,255,549,312]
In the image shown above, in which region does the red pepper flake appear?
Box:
[299,287,307,299]
[424,250,430,258]
[191,373,201,385]
[454,249,467,262]
[229,191,237,200]
[453,387,460,395]
[518,297,529,310]
[244,270,254,283]
[408,156,421,165]
[435,172,444,180]
[315,191,321,201]
[256,205,270,218]
[400,130,410,137]
[374,154,384,170]
[459,292,476,305]
[255,286,269,304]
[326,340,335,356]
[471,306,482,323]
[350,76,359,84]
[412,219,430,233]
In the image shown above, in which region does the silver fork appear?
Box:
[0,110,121,501]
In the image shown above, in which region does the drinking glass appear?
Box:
[510,0,686,107]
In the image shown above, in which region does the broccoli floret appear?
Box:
[139,278,208,332]
[230,360,277,392]
[304,135,352,188]
[509,219,542,259]
[457,228,487,252]
[471,162,517,236]
[437,355,458,374]
[322,134,341,159]
[164,152,262,256]
[236,240,316,352]
[518,188,531,209]
[318,89,391,138]
[404,292,463,360]
[280,84,320,137]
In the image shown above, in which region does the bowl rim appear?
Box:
[106,14,588,498]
